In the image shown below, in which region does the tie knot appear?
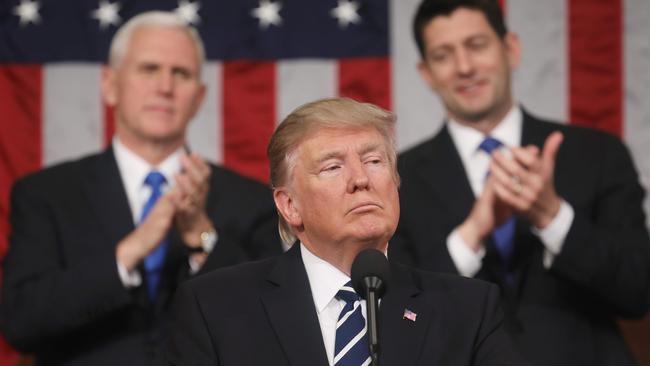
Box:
[478,137,503,154]
[144,171,166,189]
[336,281,360,304]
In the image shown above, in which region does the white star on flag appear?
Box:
[13,0,41,26]
[91,1,121,30]
[330,0,361,28]
[251,0,282,29]
[175,0,201,25]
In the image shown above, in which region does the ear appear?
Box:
[503,32,521,70]
[417,60,438,92]
[101,66,117,107]
[273,188,302,228]
[188,82,206,119]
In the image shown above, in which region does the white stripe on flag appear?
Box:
[43,64,103,166]
[508,0,568,123]
[624,0,650,227]
[277,60,337,124]
[188,62,223,164]
[391,0,445,152]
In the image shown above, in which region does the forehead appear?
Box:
[422,8,496,48]
[123,26,200,67]
[296,127,386,160]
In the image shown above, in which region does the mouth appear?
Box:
[455,79,487,97]
[348,202,382,214]
[145,105,174,115]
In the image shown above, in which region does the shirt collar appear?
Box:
[300,243,351,314]
[447,104,523,161]
[112,137,184,191]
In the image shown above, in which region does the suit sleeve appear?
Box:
[167,282,219,366]
[472,284,531,366]
[551,134,650,317]
[198,170,281,274]
[1,179,132,352]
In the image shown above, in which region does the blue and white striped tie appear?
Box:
[334,281,371,366]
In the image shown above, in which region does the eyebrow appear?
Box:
[314,142,385,164]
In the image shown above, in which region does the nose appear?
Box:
[455,48,474,76]
[346,160,370,193]
[157,71,174,95]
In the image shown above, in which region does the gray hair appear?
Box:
[268,97,399,245]
[108,11,206,71]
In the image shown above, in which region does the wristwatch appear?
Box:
[188,228,217,253]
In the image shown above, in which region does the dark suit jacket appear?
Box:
[390,110,650,365]
[168,244,527,366]
[1,148,281,366]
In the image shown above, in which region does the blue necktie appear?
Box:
[334,281,371,366]
[140,171,169,301]
[478,137,516,264]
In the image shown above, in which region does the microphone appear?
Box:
[351,249,390,366]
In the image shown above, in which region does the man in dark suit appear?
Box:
[390,0,650,365]
[168,97,527,366]
[1,11,280,366]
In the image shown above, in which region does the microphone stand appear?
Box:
[363,276,382,366]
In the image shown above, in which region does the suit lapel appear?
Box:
[261,245,329,366]
[82,148,135,248]
[412,126,476,224]
[380,265,436,366]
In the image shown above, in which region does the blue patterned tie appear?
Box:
[334,281,371,366]
[478,137,516,264]
[140,171,169,301]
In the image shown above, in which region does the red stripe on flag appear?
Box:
[0,64,42,365]
[222,61,275,183]
[104,104,115,147]
[569,0,623,137]
[338,58,391,111]
[0,65,43,257]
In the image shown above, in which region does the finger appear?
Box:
[510,146,540,171]
[542,131,564,172]
[492,177,529,212]
[181,153,210,185]
[174,173,199,197]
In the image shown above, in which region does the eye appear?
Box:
[467,37,489,51]
[322,164,341,172]
[429,50,449,63]
[173,68,193,80]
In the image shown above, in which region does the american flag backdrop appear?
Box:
[1,0,650,364]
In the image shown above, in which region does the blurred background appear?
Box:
[2,0,649,364]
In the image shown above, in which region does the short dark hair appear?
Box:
[413,0,508,59]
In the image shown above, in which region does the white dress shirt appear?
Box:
[113,138,207,287]
[445,106,574,277]
[301,244,369,366]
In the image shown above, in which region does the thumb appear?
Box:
[542,131,563,173]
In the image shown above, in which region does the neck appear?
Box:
[116,132,184,166]
[301,239,387,276]
[451,100,514,135]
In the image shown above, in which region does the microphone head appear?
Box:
[351,248,391,299]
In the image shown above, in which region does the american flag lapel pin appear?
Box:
[403,308,417,322]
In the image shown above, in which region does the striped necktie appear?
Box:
[334,281,371,366]
[140,171,169,301]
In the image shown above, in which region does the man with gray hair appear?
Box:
[2,11,280,365]
[168,97,527,366]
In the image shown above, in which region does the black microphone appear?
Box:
[351,249,390,366]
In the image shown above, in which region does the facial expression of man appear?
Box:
[277,127,400,253]
[103,26,205,147]
[417,8,520,125]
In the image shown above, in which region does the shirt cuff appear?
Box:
[447,229,486,277]
[532,200,575,269]
[117,260,142,288]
